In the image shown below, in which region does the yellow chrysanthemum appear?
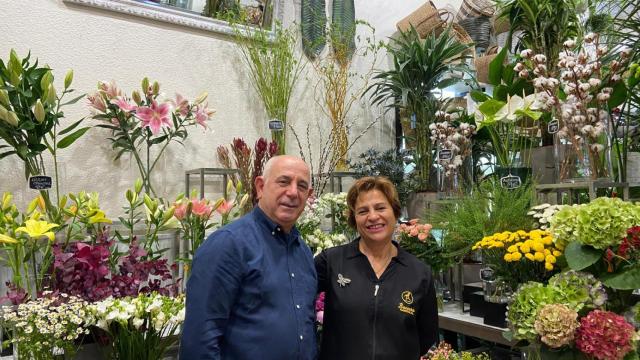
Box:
[504,253,513,262]
[553,250,562,257]
[532,241,545,253]
[525,253,535,261]
[545,255,557,264]
[511,252,522,261]
[493,241,504,248]
[545,262,554,271]
[520,245,531,253]
[544,249,551,256]
[517,230,527,236]
[524,239,534,248]
[542,236,553,245]
[534,252,546,262]
[507,245,519,253]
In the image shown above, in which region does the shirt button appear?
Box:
[277,227,281,231]
[271,231,275,236]
[291,273,295,278]
[299,335,304,340]
[296,304,300,309]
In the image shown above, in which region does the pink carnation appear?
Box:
[575,310,635,360]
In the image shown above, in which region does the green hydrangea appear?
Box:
[549,270,607,311]
[534,304,579,348]
[507,282,564,341]
[550,197,640,250]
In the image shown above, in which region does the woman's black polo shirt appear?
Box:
[315,239,438,360]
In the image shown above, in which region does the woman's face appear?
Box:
[354,189,397,245]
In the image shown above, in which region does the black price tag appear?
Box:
[29,176,52,190]
[500,175,522,189]
[438,149,453,160]
[548,119,559,134]
[268,120,284,131]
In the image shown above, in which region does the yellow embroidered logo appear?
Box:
[398,303,415,316]
[401,291,413,305]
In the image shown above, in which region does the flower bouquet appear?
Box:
[471,229,563,292]
[89,292,185,360]
[550,197,640,301]
[423,342,490,360]
[2,292,92,360]
[507,271,635,360]
[298,192,352,255]
[90,78,214,196]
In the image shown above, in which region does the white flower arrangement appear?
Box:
[305,228,349,256]
[2,292,92,359]
[528,203,567,230]
[298,192,351,254]
[89,292,185,358]
[429,116,476,177]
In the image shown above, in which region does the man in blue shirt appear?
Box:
[180,155,317,360]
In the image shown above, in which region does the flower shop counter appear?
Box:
[438,302,516,347]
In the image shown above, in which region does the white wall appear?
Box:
[0,0,462,216]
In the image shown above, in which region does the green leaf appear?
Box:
[58,118,85,135]
[148,134,168,145]
[493,84,509,101]
[478,99,505,116]
[564,242,601,271]
[436,77,461,89]
[602,266,640,290]
[300,0,326,59]
[470,90,490,102]
[488,47,508,86]
[57,127,90,149]
[608,81,627,109]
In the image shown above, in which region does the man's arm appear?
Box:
[180,230,245,360]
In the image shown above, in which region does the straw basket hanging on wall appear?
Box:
[474,46,499,84]
[458,16,492,50]
[397,1,449,38]
[455,0,495,22]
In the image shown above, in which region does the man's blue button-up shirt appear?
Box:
[180,206,318,360]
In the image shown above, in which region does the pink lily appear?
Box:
[174,202,188,220]
[216,199,234,215]
[172,93,190,117]
[111,97,136,113]
[194,103,215,129]
[98,80,121,100]
[136,100,172,135]
[87,93,107,112]
[191,198,213,219]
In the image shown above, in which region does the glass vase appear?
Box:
[482,278,513,304]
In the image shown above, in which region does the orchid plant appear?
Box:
[89,78,214,196]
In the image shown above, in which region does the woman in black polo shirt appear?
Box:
[315,176,438,360]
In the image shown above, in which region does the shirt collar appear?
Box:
[345,237,410,267]
[252,206,302,243]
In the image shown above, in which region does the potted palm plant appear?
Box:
[366,26,472,216]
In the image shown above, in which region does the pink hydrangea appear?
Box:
[575,310,635,360]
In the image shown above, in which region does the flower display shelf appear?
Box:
[328,171,357,193]
[535,180,629,204]
[185,168,238,199]
[438,302,517,347]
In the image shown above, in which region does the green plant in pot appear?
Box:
[367,26,473,191]
[233,22,305,154]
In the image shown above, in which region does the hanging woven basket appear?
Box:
[458,15,492,50]
[492,13,510,34]
[455,0,495,22]
[397,1,449,38]
[474,46,499,84]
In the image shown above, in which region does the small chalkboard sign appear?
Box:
[500,174,522,189]
[547,119,560,134]
[268,120,284,131]
[438,149,453,161]
[29,176,52,190]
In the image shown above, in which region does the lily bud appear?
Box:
[0,89,9,106]
[27,197,39,214]
[5,111,19,127]
[194,91,208,105]
[125,189,135,203]
[40,71,53,92]
[152,81,160,95]
[64,69,73,89]
[58,195,67,209]
[162,206,176,224]
[213,197,225,212]
[226,180,234,198]
[134,178,143,194]
[8,50,22,75]
[143,194,157,213]
[132,90,142,105]
[238,193,249,210]
[236,181,243,195]
[46,84,56,105]
[0,104,8,123]
[34,100,45,123]
[141,77,150,94]
[9,71,20,87]
[2,192,12,210]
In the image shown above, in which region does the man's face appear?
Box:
[256,157,313,232]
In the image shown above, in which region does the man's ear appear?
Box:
[255,176,265,200]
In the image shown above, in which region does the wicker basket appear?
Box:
[458,16,491,49]
[492,13,510,34]
[455,0,495,22]
[474,46,499,84]
[397,1,448,38]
